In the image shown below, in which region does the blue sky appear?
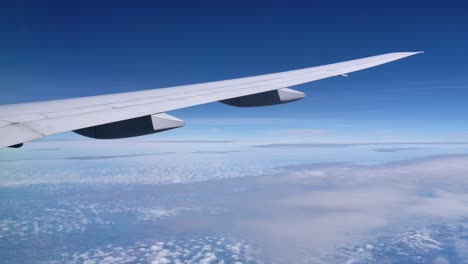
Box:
[1,0,467,142]
[3,3,468,262]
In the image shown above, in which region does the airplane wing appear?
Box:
[0,52,422,148]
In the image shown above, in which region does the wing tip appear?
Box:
[406,51,424,56]
[389,51,424,60]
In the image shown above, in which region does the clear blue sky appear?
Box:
[1,0,467,142]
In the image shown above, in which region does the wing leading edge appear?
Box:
[0,52,422,148]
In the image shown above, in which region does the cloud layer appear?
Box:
[2,141,468,263]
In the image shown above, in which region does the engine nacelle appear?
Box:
[74,113,184,139]
[221,88,305,107]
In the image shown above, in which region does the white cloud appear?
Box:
[67,237,253,264]
[199,252,217,264]
[3,139,468,263]
[138,208,183,221]
[215,155,468,261]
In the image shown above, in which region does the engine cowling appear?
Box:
[74,113,184,139]
[221,88,305,107]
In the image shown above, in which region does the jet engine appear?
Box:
[74,113,184,139]
[221,88,305,107]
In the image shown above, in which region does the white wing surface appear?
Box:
[0,52,422,148]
